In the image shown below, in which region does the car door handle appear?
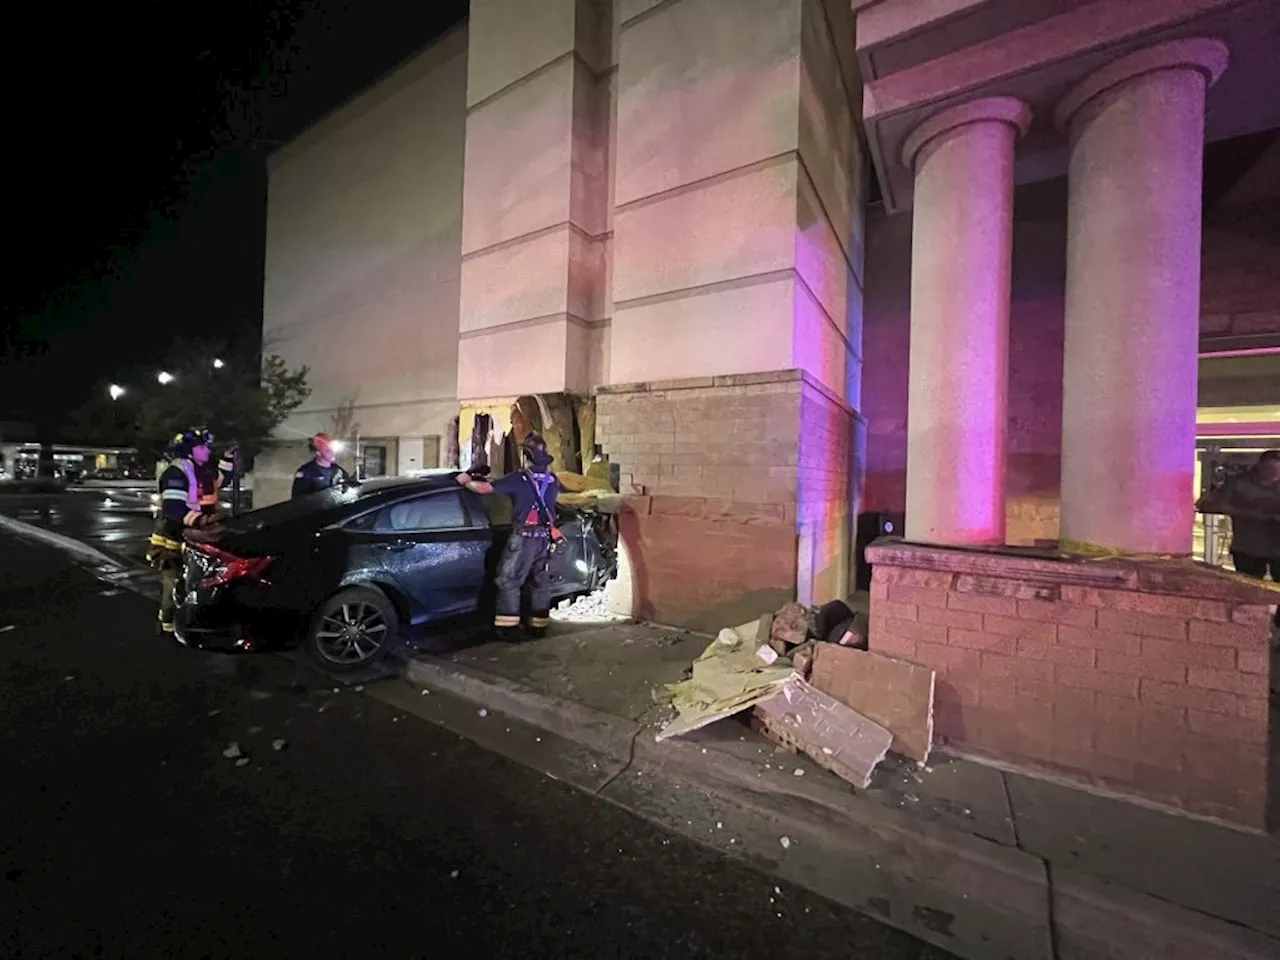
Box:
[377,540,414,552]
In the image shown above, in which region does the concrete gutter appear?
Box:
[405,654,1280,960]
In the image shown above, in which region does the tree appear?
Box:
[70,339,311,462]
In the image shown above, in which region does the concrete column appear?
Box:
[1056,39,1229,555]
[902,97,1031,546]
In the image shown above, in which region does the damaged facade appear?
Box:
[260,1,1280,825]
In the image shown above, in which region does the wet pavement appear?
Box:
[0,531,951,959]
[0,485,156,565]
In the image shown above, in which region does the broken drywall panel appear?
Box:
[753,678,893,789]
[809,645,935,765]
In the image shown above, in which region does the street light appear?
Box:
[212,358,225,369]
[108,384,126,401]
[157,371,175,385]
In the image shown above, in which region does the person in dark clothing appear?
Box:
[147,427,219,634]
[1197,450,1280,578]
[456,432,561,639]
[197,444,238,519]
[292,433,349,498]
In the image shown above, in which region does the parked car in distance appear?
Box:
[174,475,618,670]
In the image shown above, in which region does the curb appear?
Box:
[405,656,642,760]
[401,652,1280,960]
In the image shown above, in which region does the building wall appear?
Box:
[258,28,469,505]
[863,176,1280,545]
[595,0,866,623]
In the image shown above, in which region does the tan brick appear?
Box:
[1139,679,1237,715]
[948,592,1019,617]
[1187,666,1268,698]
[983,615,1057,641]
[1018,600,1097,627]
[1095,651,1187,683]
[946,629,1015,654]
[1189,619,1269,650]
[1237,649,1268,675]
[1138,636,1235,669]
[1186,709,1267,744]
[1229,604,1277,626]
[982,653,1054,684]
[1238,697,1268,721]
[917,642,982,677]
[870,599,917,622]
[888,585,951,608]
[919,606,983,630]
[1055,625,1141,656]
[1017,638,1096,667]
[1097,609,1187,641]
[871,616,946,645]
[1056,666,1140,698]
[1094,694,1186,728]
[953,574,1059,602]
[1060,587,1228,622]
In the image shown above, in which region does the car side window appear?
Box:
[476,493,513,526]
[380,491,469,533]
[344,510,379,532]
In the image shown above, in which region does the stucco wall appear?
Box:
[259,27,469,504]
[863,175,1280,545]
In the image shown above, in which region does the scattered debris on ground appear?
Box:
[222,742,243,760]
[0,624,14,633]
[272,739,287,751]
[655,620,795,741]
[654,596,936,788]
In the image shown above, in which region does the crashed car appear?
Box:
[173,474,618,669]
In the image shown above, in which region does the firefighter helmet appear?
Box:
[175,427,214,456]
[520,432,553,468]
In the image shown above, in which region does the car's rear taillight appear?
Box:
[190,542,275,589]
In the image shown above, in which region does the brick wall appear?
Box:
[866,541,1276,828]
[596,370,857,630]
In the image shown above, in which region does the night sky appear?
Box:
[0,0,468,427]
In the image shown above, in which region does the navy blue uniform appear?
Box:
[490,469,559,633]
[291,460,347,498]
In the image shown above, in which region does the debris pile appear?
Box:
[656,598,936,789]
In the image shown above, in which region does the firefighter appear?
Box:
[148,427,218,635]
[291,433,349,498]
[197,443,239,520]
[456,433,561,639]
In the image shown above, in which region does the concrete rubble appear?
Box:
[657,597,932,789]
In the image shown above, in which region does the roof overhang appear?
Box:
[854,0,1280,213]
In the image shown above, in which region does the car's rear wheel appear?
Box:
[307,586,400,671]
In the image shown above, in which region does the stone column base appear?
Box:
[866,540,1276,829]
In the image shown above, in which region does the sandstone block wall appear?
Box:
[597,369,857,630]
[866,542,1275,828]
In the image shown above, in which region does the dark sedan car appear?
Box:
[173,475,618,670]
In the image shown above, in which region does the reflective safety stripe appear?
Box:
[494,615,521,627]
[530,617,550,628]
[161,489,188,501]
[161,622,175,634]
[183,510,202,526]
[149,534,182,551]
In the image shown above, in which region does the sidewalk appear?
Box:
[406,619,1280,960]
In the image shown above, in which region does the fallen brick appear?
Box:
[753,678,893,789]
[809,645,936,764]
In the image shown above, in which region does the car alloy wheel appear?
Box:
[314,600,389,665]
